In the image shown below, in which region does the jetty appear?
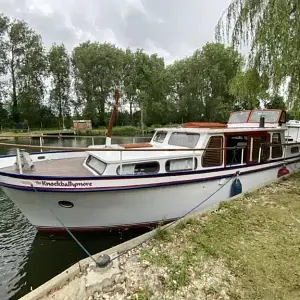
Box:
[20,173,300,300]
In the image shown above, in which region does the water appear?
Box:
[0,136,151,300]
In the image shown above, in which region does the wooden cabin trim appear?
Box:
[120,143,153,149]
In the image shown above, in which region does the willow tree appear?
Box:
[216,1,299,107]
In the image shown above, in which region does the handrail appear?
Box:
[0,134,150,139]
[0,142,298,152]
[0,142,245,152]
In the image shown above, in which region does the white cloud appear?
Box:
[0,0,232,63]
[26,0,54,15]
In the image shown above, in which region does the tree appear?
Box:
[72,42,124,125]
[48,43,71,129]
[0,19,47,126]
[265,95,286,110]
[0,101,8,128]
[216,0,300,106]
[166,43,243,123]
[229,69,269,110]
[0,14,9,106]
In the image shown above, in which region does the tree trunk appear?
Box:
[11,47,19,123]
[140,101,144,131]
[129,98,133,124]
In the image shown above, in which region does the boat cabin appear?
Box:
[2,109,297,178]
[81,109,294,176]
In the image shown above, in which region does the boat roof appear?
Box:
[155,126,286,134]
[87,145,196,163]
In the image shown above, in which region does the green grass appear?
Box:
[131,286,153,300]
[137,173,300,299]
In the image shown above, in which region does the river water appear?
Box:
[0,136,151,300]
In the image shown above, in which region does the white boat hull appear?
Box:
[1,157,299,231]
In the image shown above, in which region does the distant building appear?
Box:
[73,120,92,130]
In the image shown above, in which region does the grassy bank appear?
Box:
[106,174,300,300]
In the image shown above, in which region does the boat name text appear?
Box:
[35,180,93,188]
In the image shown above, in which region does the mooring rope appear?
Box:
[29,173,236,266]
[30,183,99,266]
[109,173,236,262]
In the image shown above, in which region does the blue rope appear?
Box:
[110,174,235,262]
[30,184,98,266]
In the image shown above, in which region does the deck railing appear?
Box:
[0,138,298,175]
[0,134,149,149]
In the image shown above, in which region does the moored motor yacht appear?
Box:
[0,107,299,232]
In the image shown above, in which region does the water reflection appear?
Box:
[0,136,152,300]
[0,191,36,300]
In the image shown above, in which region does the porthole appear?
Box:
[58,201,74,208]
[37,156,46,160]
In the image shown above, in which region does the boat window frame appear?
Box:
[202,135,224,168]
[165,157,198,172]
[85,155,107,175]
[225,134,248,166]
[271,132,283,159]
[152,131,168,143]
[168,132,200,148]
[116,161,160,175]
[247,132,270,163]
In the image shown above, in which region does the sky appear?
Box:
[0,0,232,64]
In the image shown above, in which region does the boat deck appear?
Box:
[0,157,96,177]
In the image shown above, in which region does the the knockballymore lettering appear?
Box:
[39,181,92,188]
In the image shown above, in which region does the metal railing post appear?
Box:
[16,148,23,174]
[40,134,43,152]
[241,148,244,165]
[258,147,262,163]
[283,145,286,160]
[92,137,95,146]
[250,138,253,161]
[192,150,195,170]
[120,150,123,175]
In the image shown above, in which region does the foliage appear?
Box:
[0,13,272,130]
[72,42,124,125]
[229,68,268,109]
[48,43,71,128]
[265,95,286,110]
[216,0,299,107]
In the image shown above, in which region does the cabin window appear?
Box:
[225,135,248,165]
[168,132,200,148]
[271,133,283,158]
[202,136,223,168]
[249,135,270,162]
[291,146,299,154]
[86,155,106,175]
[165,157,197,172]
[153,131,167,143]
[117,161,160,175]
